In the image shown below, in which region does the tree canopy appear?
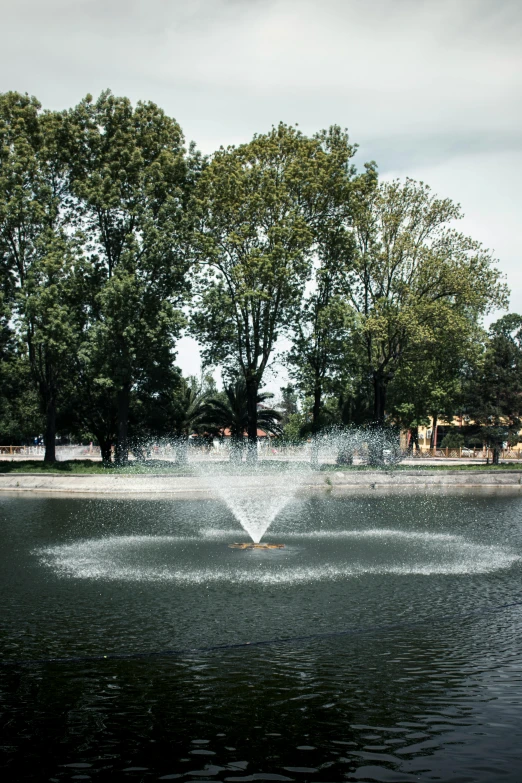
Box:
[191,123,356,459]
[0,90,515,463]
[343,177,508,423]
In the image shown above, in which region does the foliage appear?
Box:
[278,384,299,423]
[0,91,518,463]
[463,314,522,462]
[204,378,282,461]
[62,91,200,463]
[440,429,465,449]
[287,161,363,434]
[170,375,211,437]
[288,284,356,432]
[0,92,80,461]
[281,412,308,443]
[0,329,42,444]
[191,123,356,457]
[387,317,484,450]
[345,177,508,423]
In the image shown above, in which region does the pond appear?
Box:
[1,489,522,781]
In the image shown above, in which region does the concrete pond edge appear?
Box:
[1,469,522,495]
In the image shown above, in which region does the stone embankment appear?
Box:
[0,469,521,496]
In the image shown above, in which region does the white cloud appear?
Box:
[3,1,521,144]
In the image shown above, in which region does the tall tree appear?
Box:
[286,165,371,440]
[288,288,354,432]
[0,293,42,445]
[278,384,299,423]
[191,124,356,460]
[387,316,484,451]
[288,291,355,465]
[464,314,522,464]
[64,91,199,464]
[346,177,508,425]
[0,92,79,462]
[21,237,85,460]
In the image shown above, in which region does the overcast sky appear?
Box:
[2,0,521,388]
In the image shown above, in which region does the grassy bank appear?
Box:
[0,460,195,475]
[1,459,522,475]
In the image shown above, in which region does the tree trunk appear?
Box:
[367,438,384,466]
[44,395,57,464]
[430,413,438,450]
[367,373,388,466]
[410,426,420,453]
[310,436,320,469]
[114,385,130,466]
[312,384,322,432]
[132,441,147,463]
[230,435,243,463]
[336,432,353,466]
[246,377,259,464]
[175,436,189,464]
[310,384,322,468]
[336,449,353,465]
[367,423,385,466]
[98,438,113,466]
[372,373,387,424]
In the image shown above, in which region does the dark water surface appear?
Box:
[1,489,522,781]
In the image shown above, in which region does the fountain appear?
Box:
[193,461,313,546]
[30,429,522,587]
[190,427,401,547]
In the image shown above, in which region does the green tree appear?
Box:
[278,383,299,425]
[387,317,483,452]
[62,378,118,465]
[286,164,369,442]
[288,292,355,463]
[464,314,522,464]
[127,365,185,460]
[64,91,199,464]
[345,177,508,427]
[0,92,80,462]
[288,265,355,419]
[0,300,42,445]
[169,375,211,463]
[281,412,307,444]
[191,124,356,461]
[204,379,282,462]
[440,429,465,449]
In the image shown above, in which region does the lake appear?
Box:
[1,489,522,781]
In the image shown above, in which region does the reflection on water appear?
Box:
[1,491,522,781]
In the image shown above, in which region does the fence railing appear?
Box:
[0,445,99,457]
[2,444,521,461]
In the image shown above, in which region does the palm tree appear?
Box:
[204,379,282,462]
[171,377,209,463]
